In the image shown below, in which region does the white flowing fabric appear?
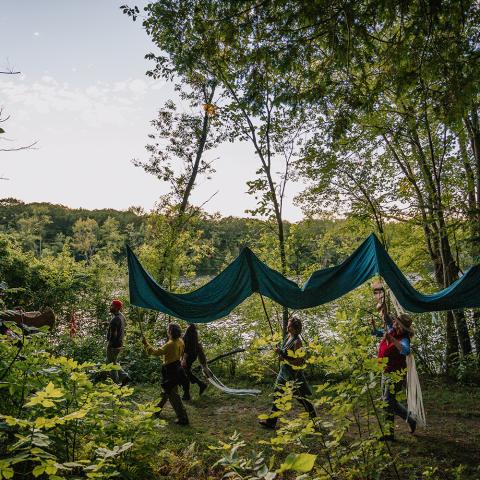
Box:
[406,353,426,427]
[204,368,261,396]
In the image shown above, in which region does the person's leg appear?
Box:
[168,385,189,425]
[182,366,192,400]
[188,367,207,394]
[382,376,395,438]
[297,396,317,418]
[157,391,169,408]
[112,348,129,386]
[259,371,290,429]
[105,346,120,384]
[156,375,173,413]
[260,382,286,428]
[153,392,169,418]
[390,381,416,432]
[295,378,316,419]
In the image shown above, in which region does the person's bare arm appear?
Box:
[142,336,168,356]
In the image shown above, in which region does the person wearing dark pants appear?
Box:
[142,323,189,426]
[383,378,411,431]
[105,300,129,386]
[181,323,208,401]
[259,317,316,430]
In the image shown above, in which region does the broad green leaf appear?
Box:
[277,453,316,473]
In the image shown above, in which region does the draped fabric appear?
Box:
[127,234,480,323]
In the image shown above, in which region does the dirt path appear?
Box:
[134,377,480,479]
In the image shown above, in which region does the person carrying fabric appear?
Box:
[259,317,316,430]
[371,298,417,440]
[142,323,189,426]
[181,323,208,401]
[105,299,129,386]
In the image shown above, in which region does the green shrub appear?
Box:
[0,327,161,479]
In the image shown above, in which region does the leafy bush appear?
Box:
[53,333,106,365]
[0,327,161,479]
[455,353,480,385]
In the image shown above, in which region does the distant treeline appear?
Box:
[0,198,345,276]
[0,197,143,244]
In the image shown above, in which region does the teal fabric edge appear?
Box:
[127,233,480,322]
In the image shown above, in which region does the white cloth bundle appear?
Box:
[406,353,426,427]
[204,368,261,396]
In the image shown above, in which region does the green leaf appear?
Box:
[1,468,14,479]
[32,464,45,477]
[277,453,316,473]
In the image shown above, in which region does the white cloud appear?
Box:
[33,32,40,37]
[0,75,162,128]
[128,79,147,95]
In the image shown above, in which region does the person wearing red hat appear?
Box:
[106,299,129,385]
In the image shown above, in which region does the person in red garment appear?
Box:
[372,285,416,440]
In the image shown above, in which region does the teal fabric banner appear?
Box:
[127,234,480,322]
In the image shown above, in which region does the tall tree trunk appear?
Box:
[445,311,459,371]
[411,122,472,357]
[263,163,289,334]
[473,311,480,356]
[464,109,480,356]
[156,83,216,287]
[437,216,472,356]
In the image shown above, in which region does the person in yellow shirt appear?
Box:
[142,323,189,426]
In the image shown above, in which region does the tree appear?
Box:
[136,0,314,332]
[71,218,99,263]
[98,216,124,257]
[15,209,52,257]
[131,77,223,288]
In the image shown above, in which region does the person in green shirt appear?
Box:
[142,323,189,426]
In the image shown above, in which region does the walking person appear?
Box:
[372,284,417,440]
[105,299,129,385]
[142,323,189,426]
[181,323,208,401]
[259,317,316,429]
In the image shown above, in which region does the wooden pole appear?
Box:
[259,293,274,336]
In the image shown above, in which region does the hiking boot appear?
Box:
[175,419,189,426]
[409,419,417,435]
[258,420,276,430]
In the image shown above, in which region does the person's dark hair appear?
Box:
[183,323,199,345]
[168,323,182,340]
[290,317,302,334]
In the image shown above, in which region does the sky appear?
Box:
[0,1,305,221]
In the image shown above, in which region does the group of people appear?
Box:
[106,288,417,438]
[106,300,208,426]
